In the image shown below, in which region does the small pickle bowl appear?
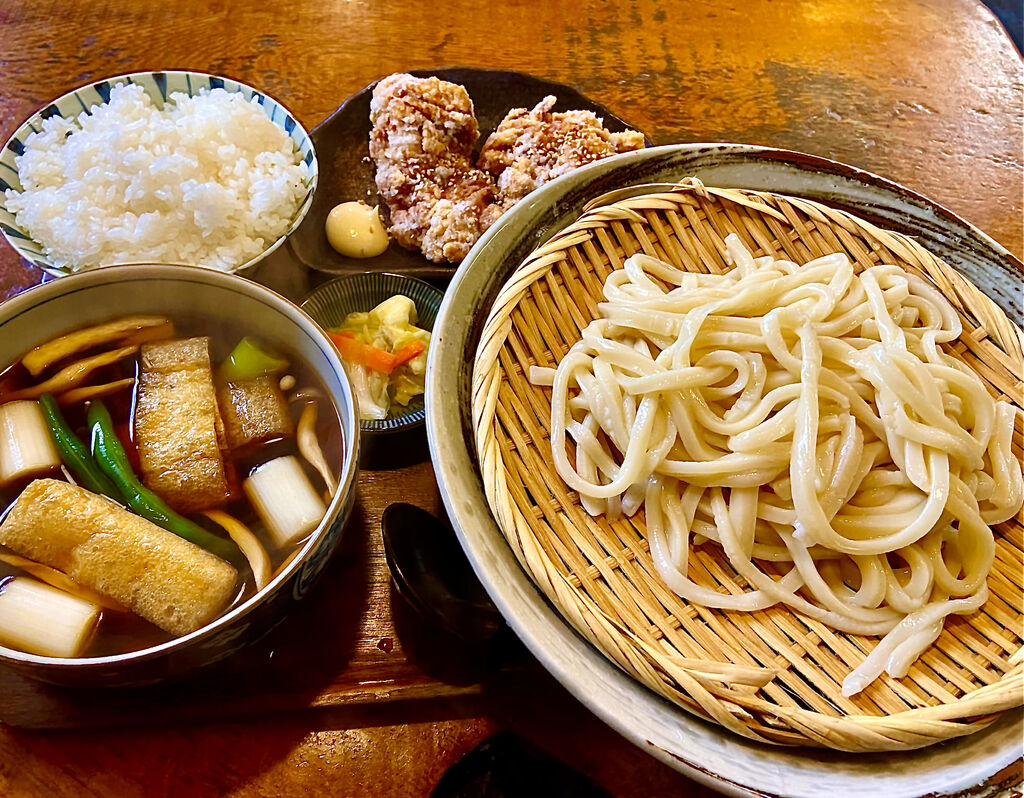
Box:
[0,70,317,279]
[0,264,359,687]
[301,272,443,468]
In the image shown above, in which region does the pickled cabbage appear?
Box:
[331,296,430,421]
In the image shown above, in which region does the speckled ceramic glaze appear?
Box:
[0,71,317,278]
[0,264,359,686]
[426,144,1023,798]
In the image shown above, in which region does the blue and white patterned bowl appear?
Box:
[0,71,317,277]
[301,272,443,436]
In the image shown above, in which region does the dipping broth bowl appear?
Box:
[0,264,359,686]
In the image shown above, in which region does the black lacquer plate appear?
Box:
[286,67,648,280]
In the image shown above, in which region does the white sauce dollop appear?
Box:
[325,201,389,258]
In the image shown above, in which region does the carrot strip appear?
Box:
[391,341,426,368]
[327,332,398,374]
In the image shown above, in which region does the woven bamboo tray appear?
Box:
[471,179,1024,752]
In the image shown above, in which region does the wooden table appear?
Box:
[0,1,1021,795]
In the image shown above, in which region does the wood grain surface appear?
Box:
[0,0,1021,795]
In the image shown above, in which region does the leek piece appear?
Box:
[0,400,61,484]
[202,510,272,591]
[0,577,100,658]
[243,456,326,549]
[0,553,126,612]
[296,401,337,496]
[220,338,289,384]
[21,316,172,377]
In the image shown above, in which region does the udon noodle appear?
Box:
[530,235,1023,695]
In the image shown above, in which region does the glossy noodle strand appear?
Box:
[533,235,1023,696]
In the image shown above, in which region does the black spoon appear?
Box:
[381,502,504,647]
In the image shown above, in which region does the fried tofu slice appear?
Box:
[0,479,238,636]
[217,375,294,451]
[135,338,234,513]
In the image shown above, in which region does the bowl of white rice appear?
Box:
[0,71,317,276]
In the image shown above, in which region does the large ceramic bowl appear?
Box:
[0,264,359,686]
[0,71,317,278]
[426,144,1023,797]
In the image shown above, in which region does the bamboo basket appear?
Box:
[471,179,1024,752]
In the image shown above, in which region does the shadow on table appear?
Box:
[983,0,1023,53]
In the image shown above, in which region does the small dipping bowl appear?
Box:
[0,264,359,686]
[381,503,502,646]
[0,70,317,278]
[381,503,507,681]
[301,272,443,467]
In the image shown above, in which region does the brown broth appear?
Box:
[0,314,344,658]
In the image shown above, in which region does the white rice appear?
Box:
[4,83,309,272]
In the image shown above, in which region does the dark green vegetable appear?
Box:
[87,400,238,562]
[38,393,121,498]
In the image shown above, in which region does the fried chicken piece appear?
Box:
[369,73,503,263]
[478,96,646,206]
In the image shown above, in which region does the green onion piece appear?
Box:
[37,393,120,498]
[86,400,238,563]
[219,337,289,384]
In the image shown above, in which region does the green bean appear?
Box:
[38,393,121,498]
[86,400,238,562]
